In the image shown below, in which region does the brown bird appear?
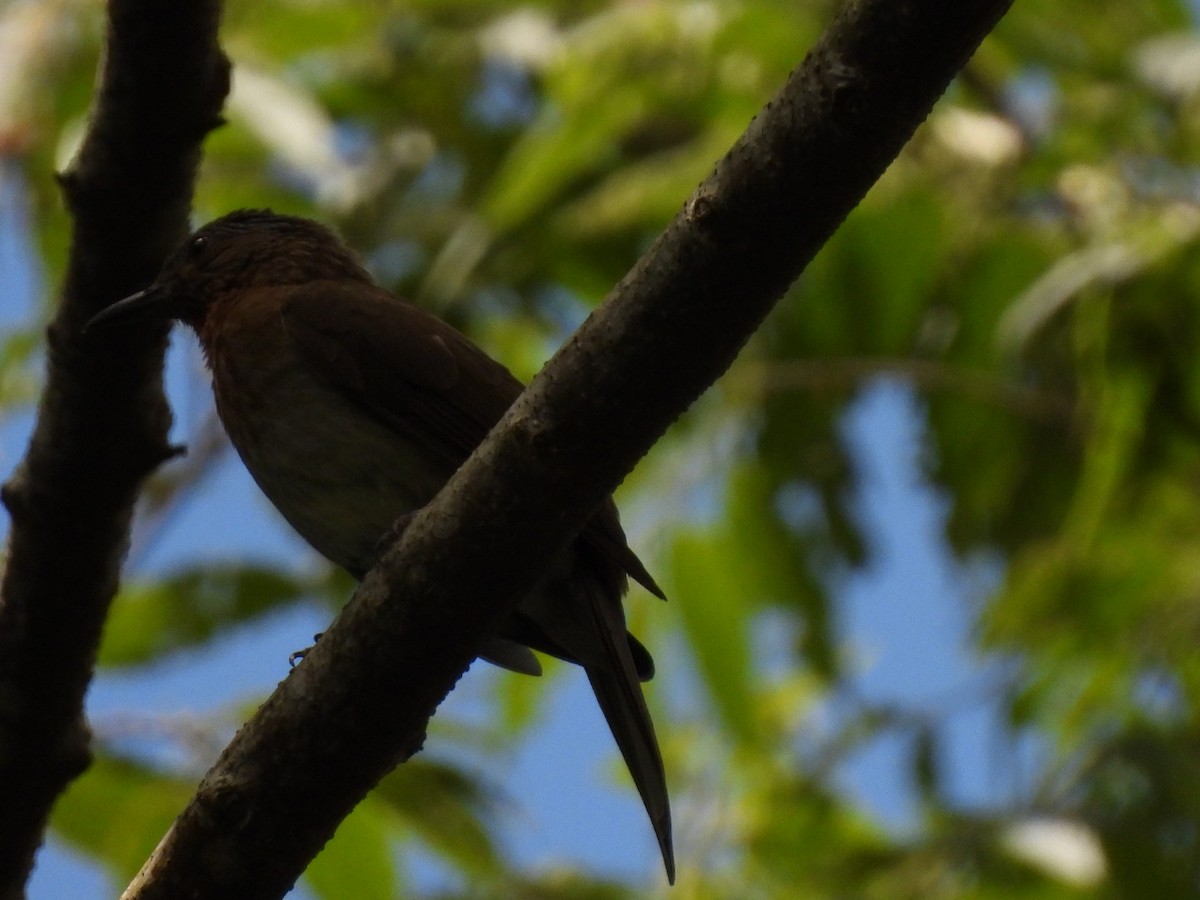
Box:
[89,209,673,882]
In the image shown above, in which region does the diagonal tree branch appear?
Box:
[0,0,229,894]
[118,1,1014,896]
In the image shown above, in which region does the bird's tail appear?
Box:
[584,593,675,883]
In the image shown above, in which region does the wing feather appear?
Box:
[281,281,665,600]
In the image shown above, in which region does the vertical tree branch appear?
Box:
[121,0,1013,896]
[0,1,228,893]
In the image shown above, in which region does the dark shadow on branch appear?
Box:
[118,1,1014,897]
[0,0,228,893]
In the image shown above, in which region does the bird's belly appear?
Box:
[215,366,450,576]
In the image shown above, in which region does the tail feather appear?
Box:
[584,583,675,883]
[586,665,675,883]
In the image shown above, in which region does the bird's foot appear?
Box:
[289,632,324,667]
[373,511,418,558]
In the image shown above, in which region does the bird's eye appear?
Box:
[188,235,209,258]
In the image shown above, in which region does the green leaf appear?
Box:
[669,530,757,746]
[374,759,503,877]
[51,755,194,882]
[99,565,316,667]
[726,461,834,677]
[305,797,401,900]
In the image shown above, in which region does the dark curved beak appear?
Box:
[86,283,176,331]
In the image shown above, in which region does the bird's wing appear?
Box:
[282,281,521,466]
[281,281,665,600]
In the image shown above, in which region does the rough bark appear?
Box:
[0,1,228,895]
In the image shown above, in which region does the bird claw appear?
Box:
[373,511,417,558]
[289,632,324,667]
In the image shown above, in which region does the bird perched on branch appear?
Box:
[89,209,673,882]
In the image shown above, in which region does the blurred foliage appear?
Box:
[6,0,1200,895]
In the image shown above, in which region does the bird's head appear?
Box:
[88,209,372,331]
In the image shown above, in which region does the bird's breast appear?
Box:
[205,309,450,576]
